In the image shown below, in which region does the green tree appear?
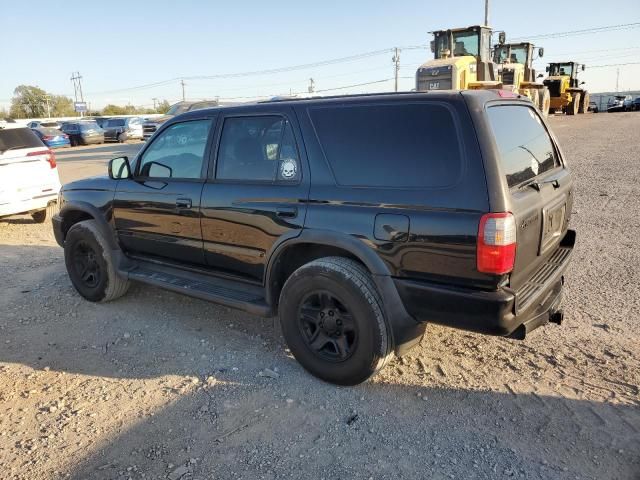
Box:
[51,95,75,117]
[102,104,129,115]
[156,99,171,114]
[9,85,47,118]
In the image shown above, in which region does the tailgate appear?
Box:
[485,104,574,292]
[0,150,59,200]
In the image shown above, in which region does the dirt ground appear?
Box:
[0,113,639,480]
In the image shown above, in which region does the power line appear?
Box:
[510,22,640,41]
[588,62,640,68]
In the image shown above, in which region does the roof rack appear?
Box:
[259,91,423,103]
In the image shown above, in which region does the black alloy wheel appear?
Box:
[70,240,102,288]
[298,291,358,362]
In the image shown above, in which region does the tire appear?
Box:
[64,220,129,302]
[579,91,589,114]
[538,88,550,117]
[567,93,580,115]
[549,107,556,114]
[278,257,392,385]
[528,89,539,110]
[117,133,125,143]
[31,201,58,224]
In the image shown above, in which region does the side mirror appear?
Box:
[537,73,544,78]
[538,47,544,58]
[582,64,586,71]
[430,40,435,53]
[108,156,131,179]
[498,32,506,44]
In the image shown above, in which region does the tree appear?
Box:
[10,85,47,118]
[156,99,171,114]
[51,95,75,117]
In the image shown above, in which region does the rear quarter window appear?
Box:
[308,103,462,188]
[486,105,560,188]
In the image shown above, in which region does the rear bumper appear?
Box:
[0,193,57,218]
[394,229,576,338]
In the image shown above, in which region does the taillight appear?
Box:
[27,149,56,169]
[477,212,516,274]
[42,135,54,140]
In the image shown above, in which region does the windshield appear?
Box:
[166,103,192,116]
[106,119,126,127]
[434,30,479,58]
[494,45,527,64]
[549,63,574,76]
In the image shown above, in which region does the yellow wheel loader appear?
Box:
[493,42,551,117]
[416,25,503,92]
[543,62,589,115]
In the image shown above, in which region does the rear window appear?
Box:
[309,103,461,188]
[80,122,99,131]
[487,105,560,188]
[0,128,44,153]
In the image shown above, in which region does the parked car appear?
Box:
[607,95,632,112]
[103,117,144,142]
[587,101,599,113]
[60,121,105,146]
[142,100,220,140]
[0,128,60,222]
[81,116,109,128]
[0,118,17,129]
[32,127,70,149]
[27,120,63,130]
[633,97,640,111]
[53,90,576,385]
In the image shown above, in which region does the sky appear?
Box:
[1,0,639,110]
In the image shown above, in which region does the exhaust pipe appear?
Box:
[549,309,564,325]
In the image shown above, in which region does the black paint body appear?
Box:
[53,90,576,353]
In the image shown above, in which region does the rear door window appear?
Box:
[486,105,560,188]
[308,103,461,188]
[0,128,44,153]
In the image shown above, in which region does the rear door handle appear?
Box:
[175,198,192,209]
[276,206,298,218]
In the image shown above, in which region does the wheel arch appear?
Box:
[59,201,117,250]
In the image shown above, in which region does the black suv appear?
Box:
[52,90,575,385]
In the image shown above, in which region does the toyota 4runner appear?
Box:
[52,90,576,385]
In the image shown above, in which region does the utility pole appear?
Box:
[392,48,401,92]
[308,78,315,94]
[180,79,186,101]
[70,72,85,117]
[152,97,158,110]
[484,0,490,25]
[616,68,620,92]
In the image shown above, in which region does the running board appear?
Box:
[123,261,271,317]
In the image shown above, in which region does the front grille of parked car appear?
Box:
[544,80,562,97]
[143,125,157,138]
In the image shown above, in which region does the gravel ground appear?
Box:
[0,113,639,480]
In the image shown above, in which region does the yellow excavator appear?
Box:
[416,25,503,92]
[542,62,589,115]
[493,42,551,116]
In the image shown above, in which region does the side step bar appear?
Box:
[122,261,272,317]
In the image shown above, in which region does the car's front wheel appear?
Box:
[278,257,392,385]
[64,220,129,302]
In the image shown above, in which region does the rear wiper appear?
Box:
[520,178,560,191]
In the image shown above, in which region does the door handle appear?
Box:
[276,206,298,218]
[175,198,192,209]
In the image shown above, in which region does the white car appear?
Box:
[0,128,61,222]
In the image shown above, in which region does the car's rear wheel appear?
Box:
[278,257,392,385]
[64,220,129,302]
[31,202,58,224]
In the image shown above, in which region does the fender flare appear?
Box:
[59,201,118,250]
[265,229,426,355]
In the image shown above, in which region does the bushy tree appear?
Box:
[156,99,171,114]
[51,95,75,117]
[10,85,47,118]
